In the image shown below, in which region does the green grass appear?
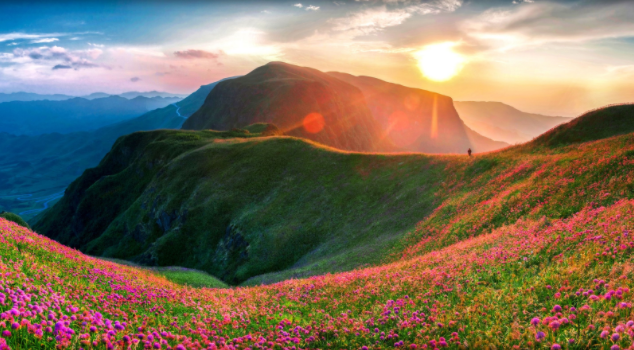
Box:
[153,267,229,288]
[0,211,31,229]
[34,104,634,287]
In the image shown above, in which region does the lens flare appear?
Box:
[303,112,325,134]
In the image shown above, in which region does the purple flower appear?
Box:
[535,332,545,341]
[612,333,620,342]
[530,317,540,326]
[1,330,10,337]
[551,344,561,350]
[611,346,620,350]
[553,305,562,312]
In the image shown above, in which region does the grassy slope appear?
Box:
[34,104,634,287]
[0,212,30,229]
[0,81,229,220]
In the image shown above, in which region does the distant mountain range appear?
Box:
[454,101,573,144]
[0,79,232,218]
[0,90,187,103]
[0,95,182,135]
[184,62,507,153]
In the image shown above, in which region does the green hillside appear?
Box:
[0,211,30,229]
[531,103,634,147]
[35,104,634,286]
[0,79,233,221]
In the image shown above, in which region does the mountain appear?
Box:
[454,101,573,144]
[184,62,506,154]
[183,62,390,152]
[0,79,232,219]
[0,92,75,103]
[82,91,188,100]
[35,103,634,286]
[0,95,181,136]
[328,72,507,153]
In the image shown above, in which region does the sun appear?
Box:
[415,42,466,82]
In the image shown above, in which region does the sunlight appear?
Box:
[415,42,466,82]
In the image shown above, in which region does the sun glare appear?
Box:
[415,42,466,82]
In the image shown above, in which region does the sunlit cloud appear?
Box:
[31,38,59,44]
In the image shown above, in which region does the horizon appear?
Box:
[1,0,633,117]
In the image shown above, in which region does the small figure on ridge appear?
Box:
[468,148,472,157]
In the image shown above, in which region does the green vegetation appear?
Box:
[153,267,229,288]
[0,211,31,229]
[35,104,634,287]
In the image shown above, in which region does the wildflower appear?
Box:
[530,318,540,326]
[612,333,620,342]
[611,346,620,350]
[601,330,609,338]
[535,332,545,341]
[553,305,562,312]
[551,344,561,350]
[1,330,10,337]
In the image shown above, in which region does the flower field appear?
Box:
[3,195,634,349]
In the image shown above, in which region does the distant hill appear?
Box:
[0,92,75,103]
[82,91,188,100]
[0,79,232,219]
[0,91,187,103]
[0,95,181,135]
[454,101,572,144]
[34,103,634,286]
[329,72,507,153]
[531,103,634,148]
[184,62,390,152]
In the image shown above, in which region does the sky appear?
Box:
[0,0,633,116]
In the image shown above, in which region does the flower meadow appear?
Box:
[3,128,634,349]
[3,194,634,349]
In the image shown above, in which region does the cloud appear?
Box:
[31,38,59,44]
[88,43,105,48]
[0,33,60,43]
[306,5,320,11]
[294,3,303,8]
[9,46,102,70]
[331,1,462,37]
[52,64,72,70]
[130,77,141,82]
[173,49,222,60]
[464,1,634,51]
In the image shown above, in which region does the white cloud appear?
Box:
[5,46,103,70]
[331,1,462,37]
[0,32,61,43]
[294,3,303,8]
[31,38,59,44]
[88,43,105,48]
[464,1,634,51]
[306,5,320,11]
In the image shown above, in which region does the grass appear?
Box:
[35,104,634,288]
[0,211,30,229]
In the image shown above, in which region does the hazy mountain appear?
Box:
[0,92,75,103]
[184,62,505,153]
[454,101,573,144]
[0,95,181,135]
[0,79,232,219]
[329,72,507,153]
[82,91,188,100]
[184,62,390,152]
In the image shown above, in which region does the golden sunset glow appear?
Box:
[415,42,466,82]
